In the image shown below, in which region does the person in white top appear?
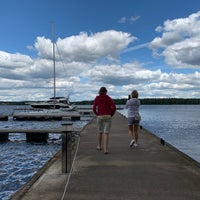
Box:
[126,90,141,147]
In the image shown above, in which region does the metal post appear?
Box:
[61,122,73,173]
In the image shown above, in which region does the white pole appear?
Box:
[52,23,56,107]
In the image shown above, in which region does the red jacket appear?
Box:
[93,94,116,116]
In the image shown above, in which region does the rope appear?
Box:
[60,135,80,200]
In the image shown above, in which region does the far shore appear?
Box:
[0,97,200,105]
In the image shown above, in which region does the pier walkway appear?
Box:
[12,112,200,200]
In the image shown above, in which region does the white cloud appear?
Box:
[0,51,33,69]
[0,30,136,101]
[150,11,200,69]
[0,26,200,101]
[0,51,33,80]
[118,17,127,24]
[34,30,135,63]
[85,62,161,85]
[130,16,140,23]
[34,36,52,59]
[57,30,135,62]
[118,16,140,24]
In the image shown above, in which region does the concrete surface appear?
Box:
[11,112,200,200]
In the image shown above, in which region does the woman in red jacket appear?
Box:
[93,87,116,154]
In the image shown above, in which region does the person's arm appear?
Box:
[110,99,116,116]
[125,100,129,109]
[93,98,98,115]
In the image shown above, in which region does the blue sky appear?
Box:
[0,0,200,101]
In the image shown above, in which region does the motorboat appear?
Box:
[30,24,76,112]
[30,97,77,110]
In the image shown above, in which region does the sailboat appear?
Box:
[30,23,76,111]
[30,96,76,110]
[12,24,80,120]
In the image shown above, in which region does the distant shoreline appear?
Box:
[0,98,200,105]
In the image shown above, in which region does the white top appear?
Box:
[126,98,140,118]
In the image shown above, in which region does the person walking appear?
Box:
[93,87,116,154]
[126,90,141,147]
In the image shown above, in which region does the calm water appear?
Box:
[0,105,200,199]
[0,105,92,200]
[119,104,200,164]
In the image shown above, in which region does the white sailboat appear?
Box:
[30,23,76,111]
[13,24,79,120]
[30,96,76,111]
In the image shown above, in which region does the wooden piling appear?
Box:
[0,132,9,142]
[61,122,73,173]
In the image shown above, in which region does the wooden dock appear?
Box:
[0,114,8,121]
[1,122,73,179]
[0,108,94,121]
[0,126,68,143]
[12,110,81,121]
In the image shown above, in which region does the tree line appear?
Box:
[0,98,200,105]
[74,98,200,105]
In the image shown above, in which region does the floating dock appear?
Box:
[12,110,81,121]
[0,128,61,143]
[0,114,8,121]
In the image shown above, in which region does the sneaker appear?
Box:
[129,139,135,147]
[134,143,138,147]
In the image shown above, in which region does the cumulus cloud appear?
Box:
[84,62,161,85]
[35,30,135,63]
[0,51,33,69]
[150,11,200,69]
[139,71,200,98]
[34,36,53,59]
[0,23,200,101]
[0,30,136,101]
[0,51,33,80]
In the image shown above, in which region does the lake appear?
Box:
[0,105,92,200]
[118,104,200,164]
[0,104,200,199]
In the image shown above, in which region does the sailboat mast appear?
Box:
[52,23,56,103]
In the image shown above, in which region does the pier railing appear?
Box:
[0,122,74,173]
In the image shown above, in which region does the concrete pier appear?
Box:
[11,112,200,200]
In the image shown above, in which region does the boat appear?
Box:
[12,24,78,122]
[30,96,77,110]
[30,23,76,111]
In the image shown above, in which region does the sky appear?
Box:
[0,0,200,102]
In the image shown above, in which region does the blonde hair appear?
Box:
[131,90,138,98]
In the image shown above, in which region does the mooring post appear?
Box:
[61,122,73,173]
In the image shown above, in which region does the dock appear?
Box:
[11,112,200,200]
[12,110,81,121]
[0,114,8,121]
[11,108,94,121]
